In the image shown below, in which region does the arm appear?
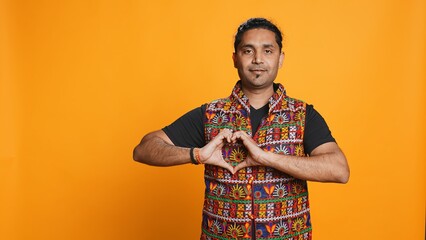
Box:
[268,142,349,183]
[232,131,350,183]
[133,129,235,173]
[133,106,205,166]
[133,130,191,166]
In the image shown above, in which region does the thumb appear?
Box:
[221,162,234,174]
[232,160,249,174]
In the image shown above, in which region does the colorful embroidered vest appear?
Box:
[201,81,311,240]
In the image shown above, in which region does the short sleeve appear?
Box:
[162,105,206,148]
[303,104,336,155]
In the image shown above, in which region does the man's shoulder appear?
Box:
[208,97,232,104]
[205,97,232,110]
[282,95,307,111]
[284,95,305,104]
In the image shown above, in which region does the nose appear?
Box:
[252,52,263,64]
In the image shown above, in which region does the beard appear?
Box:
[239,69,277,90]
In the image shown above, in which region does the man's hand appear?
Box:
[199,130,268,174]
[227,130,349,183]
[197,129,349,183]
[198,129,234,173]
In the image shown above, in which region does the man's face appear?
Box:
[233,28,284,91]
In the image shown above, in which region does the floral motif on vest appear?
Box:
[201,81,311,240]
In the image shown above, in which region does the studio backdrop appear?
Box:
[1,0,424,239]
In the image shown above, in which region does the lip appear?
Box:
[249,69,266,74]
[249,68,266,72]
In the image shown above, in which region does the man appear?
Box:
[133,18,349,239]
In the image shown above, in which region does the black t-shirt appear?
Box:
[163,104,335,155]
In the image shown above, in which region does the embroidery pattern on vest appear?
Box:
[201,81,311,240]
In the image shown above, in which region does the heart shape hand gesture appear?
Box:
[198,129,268,174]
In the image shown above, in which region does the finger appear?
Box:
[239,133,258,149]
[221,162,234,173]
[238,131,251,141]
[233,160,249,173]
[211,157,233,173]
[219,128,233,143]
[231,131,243,142]
[221,128,231,134]
[231,132,237,142]
[226,133,232,143]
[232,131,249,145]
[224,129,232,143]
[212,133,226,146]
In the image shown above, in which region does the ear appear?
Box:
[232,52,237,68]
[279,51,285,68]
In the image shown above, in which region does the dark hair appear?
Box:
[234,18,283,52]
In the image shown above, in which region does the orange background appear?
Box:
[1,0,425,239]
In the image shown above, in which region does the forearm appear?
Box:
[263,144,349,183]
[133,130,191,166]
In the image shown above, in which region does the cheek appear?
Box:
[234,59,246,69]
[270,59,281,69]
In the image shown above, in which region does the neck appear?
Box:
[242,84,274,109]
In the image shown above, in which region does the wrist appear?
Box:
[193,148,203,165]
[194,148,204,164]
[189,148,202,165]
[259,150,274,165]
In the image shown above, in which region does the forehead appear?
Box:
[238,28,277,48]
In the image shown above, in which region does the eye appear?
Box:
[242,49,253,55]
[265,49,273,54]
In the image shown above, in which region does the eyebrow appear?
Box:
[239,43,276,49]
[262,44,275,48]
